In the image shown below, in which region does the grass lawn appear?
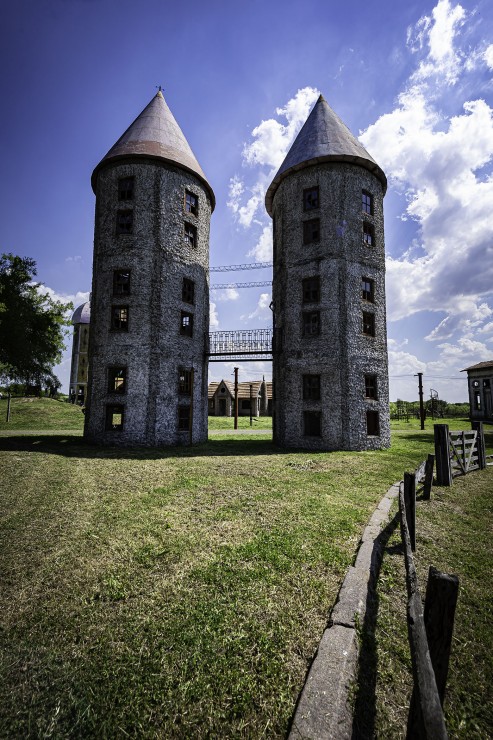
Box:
[355,465,493,739]
[0,400,490,737]
[0,397,84,431]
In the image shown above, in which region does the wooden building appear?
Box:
[462,360,493,422]
[208,379,272,416]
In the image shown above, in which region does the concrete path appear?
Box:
[289,482,401,739]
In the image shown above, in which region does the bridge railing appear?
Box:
[208,329,273,357]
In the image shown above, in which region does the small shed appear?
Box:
[461,360,493,422]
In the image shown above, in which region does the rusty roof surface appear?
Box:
[265,94,386,215]
[461,360,493,371]
[208,380,269,400]
[92,90,215,209]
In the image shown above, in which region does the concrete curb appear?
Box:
[288,482,401,739]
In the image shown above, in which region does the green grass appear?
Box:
[357,465,493,739]
[0,401,490,737]
[208,415,273,430]
[0,397,84,431]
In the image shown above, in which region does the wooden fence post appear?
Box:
[423,454,435,500]
[424,566,459,703]
[471,421,486,470]
[404,472,416,552]
[434,425,452,486]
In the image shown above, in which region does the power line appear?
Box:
[211,281,272,290]
[210,262,272,272]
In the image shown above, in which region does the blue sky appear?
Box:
[1,0,492,402]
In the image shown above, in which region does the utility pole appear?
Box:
[415,372,425,430]
[249,383,253,427]
[234,367,239,430]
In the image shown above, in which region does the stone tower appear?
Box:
[69,300,90,405]
[84,90,214,446]
[266,95,390,450]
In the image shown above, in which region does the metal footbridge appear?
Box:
[208,329,273,362]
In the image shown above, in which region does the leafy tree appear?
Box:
[0,253,72,388]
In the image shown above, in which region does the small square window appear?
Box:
[303,375,321,401]
[118,177,134,201]
[178,405,190,430]
[302,277,320,304]
[363,222,374,246]
[365,375,377,399]
[362,312,375,337]
[182,278,195,304]
[362,190,373,215]
[366,409,380,436]
[303,311,320,336]
[116,210,133,235]
[105,404,124,431]
[185,190,198,216]
[108,367,127,394]
[303,218,320,245]
[184,222,197,248]
[113,270,131,296]
[179,368,192,395]
[111,306,129,331]
[180,311,193,336]
[303,187,319,211]
[241,399,251,410]
[304,410,321,437]
[362,277,374,302]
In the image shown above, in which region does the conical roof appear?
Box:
[92,90,215,210]
[265,95,386,215]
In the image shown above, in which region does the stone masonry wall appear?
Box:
[272,162,390,450]
[84,159,211,446]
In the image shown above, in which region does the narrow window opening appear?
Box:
[304,410,321,437]
[302,276,320,304]
[118,177,134,201]
[302,311,320,336]
[362,311,375,337]
[184,222,197,248]
[116,210,133,235]
[185,190,198,216]
[303,186,319,211]
[113,270,131,296]
[178,405,191,431]
[366,409,380,436]
[179,368,192,395]
[108,367,127,394]
[362,277,374,302]
[362,190,373,215]
[363,222,374,246]
[180,311,194,336]
[303,375,321,401]
[105,404,124,431]
[303,218,320,245]
[111,306,129,331]
[365,375,377,399]
[182,278,195,304]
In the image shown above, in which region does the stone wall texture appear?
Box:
[84,159,211,446]
[271,162,391,450]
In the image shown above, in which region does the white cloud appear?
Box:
[37,286,90,317]
[65,255,83,263]
[408,0,466,85]
[241,292,272,322]
[228,87,320,230]
[484,44,493,70]
[210,301,219,329]
[247,224,272,262]
[214,287,240,302]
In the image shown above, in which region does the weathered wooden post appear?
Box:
[404,472,416,551]
[424,567,459,703]
[6,389,12,423]
[471,421,486,470]
[234,367,239,430]
[434,425,452,486]
[423,454,435,500]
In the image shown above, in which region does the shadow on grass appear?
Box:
[351,510,402,740]
[0,434,302,459]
